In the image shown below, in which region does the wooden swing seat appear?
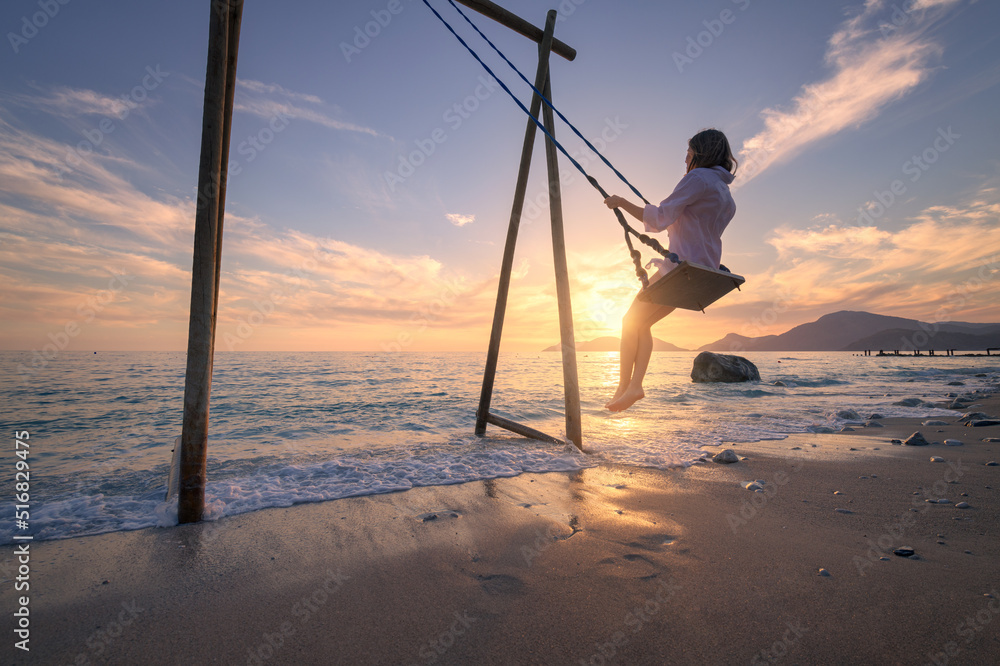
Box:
[637,261,745,311]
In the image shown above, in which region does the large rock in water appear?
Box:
[691,352,761,383]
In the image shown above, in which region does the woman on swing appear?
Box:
[603,128,737,412]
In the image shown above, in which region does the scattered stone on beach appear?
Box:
[833,490,843,495]
[849,446,858,450]
[956,502,970,509]
[809,425,836,434]
[948,398,973,409]
[947,381,965,386]
[986,461,998,467]
[818,568,831,577]
[922,420,949,426]
[790,446,801,450]
[930,456,945,463]
[967,419,1000,427]
[842,427,855,433]
[837,409,861,420]
[772,381,786,387]
[865,420,883,428]
[944,439,963,446]
[742,481,764,491]
[893,547,915,557]
[894,398,923,407]
[834,508,853,514]
[713,449,739,464]
[890,439,903,445]
[868,413,885,420]
[958,412,988,423]
[903,432,930,446]
[983,438,1000,443]
[690,352,761,383]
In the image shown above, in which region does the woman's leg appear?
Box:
[607,298,674,412]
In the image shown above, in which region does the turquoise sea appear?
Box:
[1,351,997,544]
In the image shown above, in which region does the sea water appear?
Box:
[1,351,997,543]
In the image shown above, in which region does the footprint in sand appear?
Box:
[477,573,524,595]
[416,510,462,522]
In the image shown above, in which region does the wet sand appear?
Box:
[2,396,999,665]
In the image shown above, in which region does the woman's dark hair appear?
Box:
[687,128,737,175]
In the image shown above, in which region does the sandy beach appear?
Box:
[4,393,999,665]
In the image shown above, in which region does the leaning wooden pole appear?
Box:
[541,68,582,449]
[178,0,244,524]
[475,12,557,437]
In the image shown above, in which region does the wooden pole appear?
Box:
[212,0,244,321]
[178,0,244,524]
[475,12,557,436]
[541,61,582,449]
[452,0,576,61]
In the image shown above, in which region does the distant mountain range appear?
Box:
[543,311,1000,353]
[697,311,1000,352]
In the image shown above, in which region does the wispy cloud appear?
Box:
[234,78,383,137]
[737,0,962,184]
[8,85,135,118]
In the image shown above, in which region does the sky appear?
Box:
[2,0,999,353]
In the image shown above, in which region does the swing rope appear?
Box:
[420,0,679,288]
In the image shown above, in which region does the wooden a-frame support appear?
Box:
[177,0,578,524]
[464,1,583,450]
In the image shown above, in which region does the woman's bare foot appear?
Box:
[606,387,644,412]
[605,385,628,409]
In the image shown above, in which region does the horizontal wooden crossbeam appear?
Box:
[453,0,577,60]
